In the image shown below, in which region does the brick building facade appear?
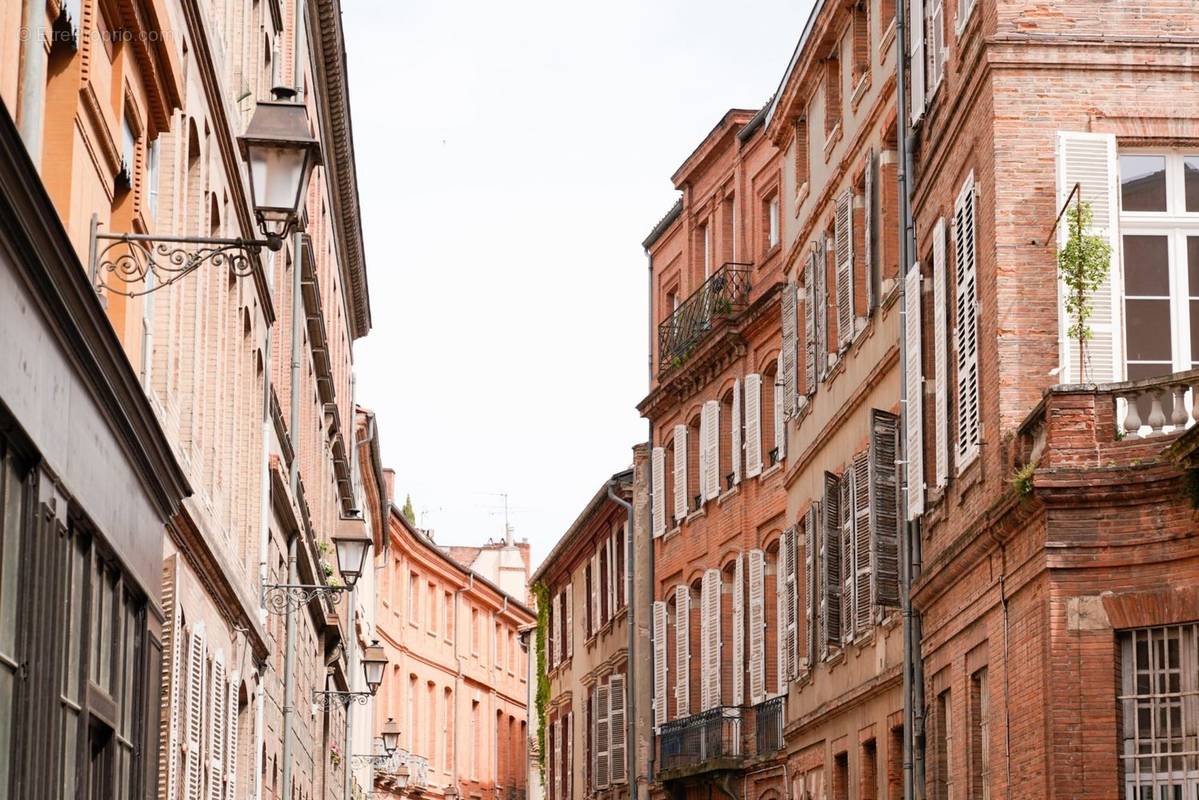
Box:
[639,106,790,800]
[373,505,533,800]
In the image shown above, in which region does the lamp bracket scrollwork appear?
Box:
[262,583,346,615]
[350,754,394,768]
[312,690,372,711]
[88,215,282,298]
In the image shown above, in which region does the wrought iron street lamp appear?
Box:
[262,531,374,615]
[312,639,389,710]
[381,718,401,754]
[349,719,400,768]
[332,527,372,591]
[89,94,321,297]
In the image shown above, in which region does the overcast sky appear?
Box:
[346,0,814,570]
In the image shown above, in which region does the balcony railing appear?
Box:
[376,749,429,789]
[1114,372,1199,439]
[657,697,785,775]
[658,263,751,377]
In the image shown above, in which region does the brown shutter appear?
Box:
[870,410,901,608]
[821,473,842,657]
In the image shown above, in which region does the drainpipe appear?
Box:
[293,0,305,101]
[452,571,475,793]
[895,1,926,798]
[254,247,277,800]
[289,232,303,492]
[344,584,357,800]
[644,248,657,794]
[281,534,299,798]
[17,0,46,166]
[491,594,510,787]
[606,480,635,795]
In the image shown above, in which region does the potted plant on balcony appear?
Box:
[1058,199,1112,383]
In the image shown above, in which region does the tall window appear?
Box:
[795,116,810,191]
[409,571,419,627]
[443,688,453,771]
[833,750,849,800]
[825,53,842,135]
[444,591,453,640]
[1118,153,1199,380]
[427,581,436,630]
[1119,623,1199,800]
[470,608,479,655]
[408,674,418,749]
[970,668,990,800]
[935,690,954,800]
[861,738,878,800]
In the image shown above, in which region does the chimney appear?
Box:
[383,468,396,503]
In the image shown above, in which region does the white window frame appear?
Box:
[768,196,780,248]
[1117,151,1199,381]
[955,0,976,36]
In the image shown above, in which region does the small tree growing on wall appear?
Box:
[1058,199,1112,383]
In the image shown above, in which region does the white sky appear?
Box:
[346,0,814,570]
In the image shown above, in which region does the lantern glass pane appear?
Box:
[249,144,305,213]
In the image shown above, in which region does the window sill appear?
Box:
[879,18,897,58]
[761,462,783,481]
[823,123,843,162]
[718,484,741,505]
[685,507,706,524]
[663,526,682,544]
[850,73,871,113]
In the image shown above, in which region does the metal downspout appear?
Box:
[254,248,276,800]
[453,571,475,793]
[606,480,636,796]
[895,1,926,797]
[491,594,510,786]
[644,247,657,794]
[281,534,299,798]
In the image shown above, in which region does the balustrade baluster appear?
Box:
[1121,393,1142,438]
[1147,390,1167,434]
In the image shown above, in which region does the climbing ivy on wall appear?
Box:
[531,581,550,782]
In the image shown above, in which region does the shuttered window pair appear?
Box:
[174,622,240,800]
[592,675,627,789]
[779,526,800,685]
[810,411,900,660]
[909,0,946,125]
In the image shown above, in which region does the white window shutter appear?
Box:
[731,379,742,484]
[781,281,799,414]
[651,446,666,538]
[703,400,720,500]
[566,582,574,658]
[853,451,873,636]
[548,600,557,670]
[591,551,600,635]
[821,474,843,658]
[910,0,926,124]
[781,526,798,685]
[674,585,690,717]
[1055,131,1120,383]
[804,504,820,668]
[225,679,238,800]
[840,472,854,645]
[804,253,817,394]
[652,601,668,727]
[184,626,206,800]
[905,263,925,519]
[927,0,945,96]
[553,717,562,800]
[744,374,763,477]
[775,354,787,462]
[932,217,949,489]
[162,560,184,800]
[596,683,611,788]
[731,554,744,704]
[835,189,855,348]
[870,410,901,608]
[673,424,688,521]
[747,550,766,702]
[607,535,617,617]
[954,173,981,470]
[208,653,226,800]
[701,569,721,709]
[698,411,709,505]
[817,237,830,379]
[609,676,627,784]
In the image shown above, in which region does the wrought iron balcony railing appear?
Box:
[657,697,786,775]
[658,263,751,377]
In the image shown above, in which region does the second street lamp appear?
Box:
[381,718,401,755]
[332,527,373,590]
[313,640,390,710]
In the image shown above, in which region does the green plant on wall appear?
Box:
[531,581,550,782]
[1057,199,1112,383]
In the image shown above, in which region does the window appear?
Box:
[444,591,453,640]
[861,738,878,800]
[584,561,593,637]
[935,690,953,800]
[956,0,976,34]
[427,581,436,631]
[119,112,137,193]
[970,669,990,800]
[146,138,160,218]
[795,116,810,192]
[472,700,481,779]
[496,622,504,669]
[852,1,870,91]
[767,194,781,250]
[408,675,417,749]
[409,572,419,627]
[1119,623,1199,800]
[1118,152,1199,381]
[833,750,849,800]
[427,681,436,757]
[703,223,712,279]
[825,54,842,136]
[615,525,626,610]
[927,0,946,97]
[470,608,479,655]
[443,688,453,770]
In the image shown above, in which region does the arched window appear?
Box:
[687,413,702,512]
[719,387,736,492]
[764,536,782,697]
[763,359,781,468]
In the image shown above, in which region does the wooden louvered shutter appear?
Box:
[853,451,873,636]
[905,263,925,519]
[835,189,855,348]
[184,627,206,800]
[804,504,821,668]
[731,554,745,704]
[731,378,742,484]
[774,354,786,462]
[804,253,817,395]
[652,601,668,727]
[651,446,666,538]
[548,598,556,670]
[816,237,829,379]
[954,173,981,469]
[744,374,763,477]
[932,216,950,488]
[674,585,690,716]
[701,569,721,709]
[703,400,720,501]
[821,474,842,658]
[566,582,574,658]
[596,683,611,789]
[208,652,226,800]
[865,149,876,314]
[782,280,798,415]
[609,676,627,783]
[553,717,562,800]
[910,0,926,124]
[870,410,901,608]
[161,558,184,800]
[747,550,766,702]
[591,551,600,636]
[698,410,709,504]
[225,679,238,800]
[1056,132,1120,383]
[781,526,798,684]
[840,473,854,644]
[673,425,688,520]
